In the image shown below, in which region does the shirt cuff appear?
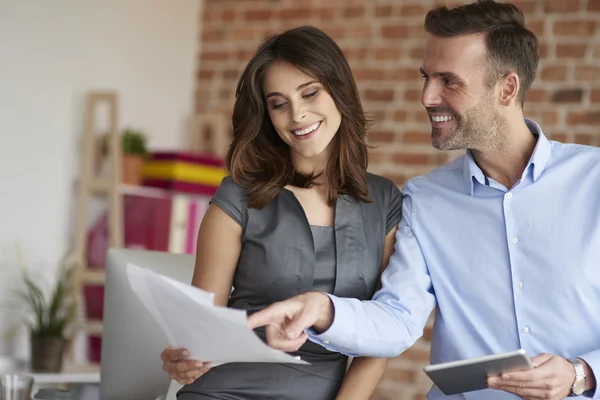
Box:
[579,349,600,399]
[306,294,359,357]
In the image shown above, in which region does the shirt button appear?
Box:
[516,282,523,289]
[505,193,513,199]
[511,237,518,244]
[522,327,529,334]
[323,340,330,345]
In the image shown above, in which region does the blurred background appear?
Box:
[0,0,598,399]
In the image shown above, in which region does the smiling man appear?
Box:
[248,1,600,399]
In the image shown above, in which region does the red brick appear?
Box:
[527,19,545,37]
[591,89,600,103]
[404,89,422,102]
[511,0,537,13]
[202,50,228,61]
[551,89,583,103]
[589,0,600,11]
[368,150,391,164]
[316,7,335,20]
[574,66,600,81]
[353,69,389,81]
[381,25,410,39]
[410,46,425,60]
[375,5,392,17]
[574,134,596,146]
[343,6,365,18]
[384,173,409,186]
[400,4,427,16]
[403,130,431,144]
[543,0,583,12]
[541,111,559,125]
[231,29,255,41]
[244,10,272,21]
[365,89,395,102]
[556,44,587,58]
[567,111,600,125]
[373,47,402,61]
[394,110,408,122]
[368,130,395,143]
[393,68,421,81]
[351,26,372,39]
[279,8,312,20]
[551,133,568,143]
[222,69,239,80]
[540,66,567,81]
[553,20,597,36]
[393,153,432,166]
[197,69,214,80]
[526,89,548,103]
[221,10,235,22]
[202,29,225,42]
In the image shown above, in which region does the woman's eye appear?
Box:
[303,90,318,99]
[271,102,287,110]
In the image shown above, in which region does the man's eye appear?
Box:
[443,78,454,85]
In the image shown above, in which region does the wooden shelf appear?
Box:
[82,269,105,284]
[82,320,103,335]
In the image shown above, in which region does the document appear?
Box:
[126,263,309,365]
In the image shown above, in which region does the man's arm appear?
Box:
[249,189,437,358]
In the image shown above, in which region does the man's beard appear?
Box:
[429,95,507,152]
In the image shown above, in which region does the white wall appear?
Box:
[0,0,200,359]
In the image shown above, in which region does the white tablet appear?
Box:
[423,349,534,395]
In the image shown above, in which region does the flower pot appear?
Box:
[121,154,145,186]
[30,336,66,373]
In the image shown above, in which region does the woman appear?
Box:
[161,25,402,400]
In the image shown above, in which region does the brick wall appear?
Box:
[195,1,599,398]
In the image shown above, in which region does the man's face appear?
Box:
[420,34,504,151]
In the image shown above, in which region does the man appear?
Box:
[248,1,599,399]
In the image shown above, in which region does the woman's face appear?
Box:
[263,61,342,164]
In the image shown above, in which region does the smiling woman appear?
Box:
[160,25,404,400]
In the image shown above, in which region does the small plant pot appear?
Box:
[30,336,66,373]
[121,154,145,185]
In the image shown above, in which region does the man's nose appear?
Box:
[421,82,442,108]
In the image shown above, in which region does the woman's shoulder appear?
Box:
[365,172,401,202]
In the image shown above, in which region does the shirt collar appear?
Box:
[462,118,552,196]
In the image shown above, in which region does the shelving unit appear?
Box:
[67,91,123,367]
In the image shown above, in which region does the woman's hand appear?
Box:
[160,347,212,385]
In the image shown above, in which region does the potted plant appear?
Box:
[120,127,148,186]
[102,127,149,185]
[16,253,78,373]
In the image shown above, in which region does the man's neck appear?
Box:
[471,119,537,190]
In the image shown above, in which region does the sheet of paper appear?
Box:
[126,263,309,365]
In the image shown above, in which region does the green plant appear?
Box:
[121,127,148,157]
[101,127,148,157]
[15,251,78,339]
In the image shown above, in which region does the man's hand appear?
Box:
[487,353,580,399]
[247,292,333,352]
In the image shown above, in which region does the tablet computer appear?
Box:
[423,349,534,395]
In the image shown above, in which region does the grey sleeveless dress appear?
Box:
[177,173,402,400]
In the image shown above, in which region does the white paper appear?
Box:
[126,263,309,365]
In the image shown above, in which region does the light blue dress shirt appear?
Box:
[310,119,600,399]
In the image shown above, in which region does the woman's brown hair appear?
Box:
[226,25,371,209]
